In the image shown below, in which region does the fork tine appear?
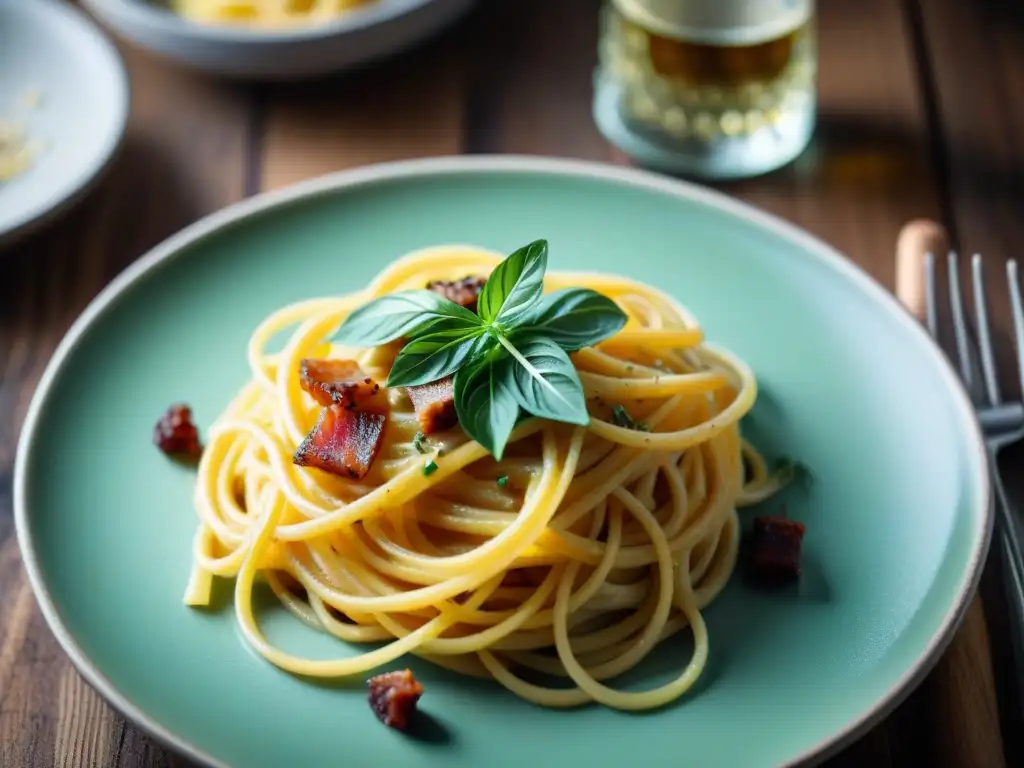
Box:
[972,254,1002,405]
[1008,260,1024,399]
[924,252,939,339]
[948,251,978,394]
[925,251,1015,428]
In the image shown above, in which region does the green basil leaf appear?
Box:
[516,288,627,351]
[332,290,482,347]
[454,353,520,460]
[386,324,491,388]
[502,336,589,426]
[477,240,548,325]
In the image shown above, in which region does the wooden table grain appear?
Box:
[0,0,1018,765]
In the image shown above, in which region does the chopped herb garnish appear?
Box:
[496,475,509,487]
[412,431,428,454]
[611,404,650,431]
[423,459,438,476]
[611,404,633,427]
[332,240,628,460]
[776,459,812,487]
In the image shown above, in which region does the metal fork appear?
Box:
[925,251,1024,692]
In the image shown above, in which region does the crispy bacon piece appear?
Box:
[427,275,487,313]
[406,376,457,434]
[154,404,202,458]
[367,669,424,731]
[293,405,386,479]
[300,358,382,409]
[749,515,806,583]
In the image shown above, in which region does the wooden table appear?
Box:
[1,0,1021,765]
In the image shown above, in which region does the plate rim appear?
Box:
[13,155,993,768]
[0,0,131,247]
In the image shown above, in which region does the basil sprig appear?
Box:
[332,240,627,458]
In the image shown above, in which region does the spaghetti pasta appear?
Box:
[184,243,786,711]
[172,0,376,29]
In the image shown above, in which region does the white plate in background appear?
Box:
[0,0,129,247]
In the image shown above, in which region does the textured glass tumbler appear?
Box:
[594,0,817,180]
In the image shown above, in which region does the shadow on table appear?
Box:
[714,110,1024,210]
[0,128,204,317]
[977,0,1024,28]
[990,441,1024,767]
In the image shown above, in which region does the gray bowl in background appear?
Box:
[80,0,475,80]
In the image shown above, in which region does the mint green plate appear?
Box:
[15,157,990,768]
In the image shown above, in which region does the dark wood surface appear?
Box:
[0,0,1018,765]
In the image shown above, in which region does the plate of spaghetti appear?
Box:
[15,157,990,768]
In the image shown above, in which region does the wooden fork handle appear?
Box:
[896,219,950,323]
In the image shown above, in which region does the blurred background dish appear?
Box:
[170,0,378,30]
[80,0,476,79]
[0,0,129,247]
